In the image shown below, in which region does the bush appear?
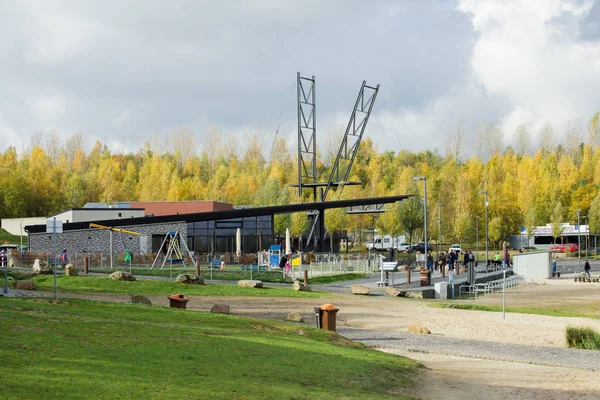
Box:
[565,325,600,350]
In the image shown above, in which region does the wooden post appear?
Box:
[303,270,308,285]
[406,268,411,284]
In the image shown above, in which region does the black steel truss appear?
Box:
[297,72,317,201]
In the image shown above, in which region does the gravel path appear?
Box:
[337,327,600,371]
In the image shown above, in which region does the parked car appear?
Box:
[411,243,431,253]
[549,243,579,252]
[448,244,462,253]
[397,242,412,252]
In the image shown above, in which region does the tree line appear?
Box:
[1,115,600,249]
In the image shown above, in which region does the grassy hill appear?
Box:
[0,297,418,399]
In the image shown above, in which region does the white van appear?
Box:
[366,235,400,251]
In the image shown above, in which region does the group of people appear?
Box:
[426,249,476,274]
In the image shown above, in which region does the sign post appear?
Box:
[46,218,63,299]
[1,250,7,296]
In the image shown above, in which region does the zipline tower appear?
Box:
[293,72,380,251]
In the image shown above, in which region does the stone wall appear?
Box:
[29,222,187,254]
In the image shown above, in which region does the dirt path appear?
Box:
[27,278,600,399]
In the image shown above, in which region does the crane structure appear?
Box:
[293,72,380,251]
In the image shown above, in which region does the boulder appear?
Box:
[65,264,79,276]
[108,271,136,281]
[8,257,22,268]
[211,304,230,314]
[385,287,405,297]
[397,265,408,271]
[175,274,204,284]
[286,312,305,323]
[351,284,371,295]
[130,295,152,305]
[237,279,263,288]
[292,281,311,291]
[13,280,36,290]
[408,322,431,334]
[32,259,52,275]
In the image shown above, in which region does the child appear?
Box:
[285,259,291,274]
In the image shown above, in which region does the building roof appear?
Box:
[25,195,412,233]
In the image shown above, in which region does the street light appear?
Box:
[438,203,444,253]
[577,210,581,272]
[583,215,588,253]
[476,216,480,263]
[477,190,489,266]
[413,176,427,254]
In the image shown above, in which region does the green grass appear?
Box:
[0,297,419,399]
[304,273,366,285]
[0,227,25,244]
[566,325,600,350]
[431,303,599,319]
[27,275,326,298]
[91,267,292,283]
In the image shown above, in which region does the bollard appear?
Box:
[304,270,308,285]
[168,294,189,309]
[319,303,339,331]
[406,268,411,284]
[83,255,90,274]
[314,306,321,329]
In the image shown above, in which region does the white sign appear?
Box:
[46,219,63,234]
[139,235,148,254]
[382,261,398,271]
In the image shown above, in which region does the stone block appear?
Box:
[65,264,79,276]
[211,304,230,314]
[408,322,431,334]
[175,274,204,284]
[109,271,136,281]
[130,295,152,305]
[292,281,311,291]
[351,284,371,295]
[13,280,36,290]
[286,312,305,323]
[237,279,263,288]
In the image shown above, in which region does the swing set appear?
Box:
[88,223,140,269]
[151,231,195,270]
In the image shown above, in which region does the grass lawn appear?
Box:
[24,276,327,298]
[0,227,25,245]
[304,273,366,285]
[0,297,418,399]
[432,303,600,319]
[91,267,293,283]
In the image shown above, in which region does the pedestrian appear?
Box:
[285,255,291,274]
[463,251,469,271]
[124,249,132,266]
[61,249,68,268]
[552,259,557,277]
[426,251,434,274]
[584,259,591,278]
[279,253,287,270]
[388,246,395,262]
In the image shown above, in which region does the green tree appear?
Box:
[397,196,423,248]
[290,212,310,251]
[551,202,564,245]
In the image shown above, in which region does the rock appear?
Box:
[386,287,405,297]
[13,280,36,290]
[108,271,136,281]
[286,312,305,323]
[408,322,431,334]
[292,281,311,291]
[237,279,263,288]
[32,259,52,275]
[397,265,408,271]
[211,304,230,314]
[351,284,371,295]
[8,257,22,268]
[65,264,78,276]
[130,295,152,305]
[175,274,204,284]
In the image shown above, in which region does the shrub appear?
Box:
[565,325,600,350]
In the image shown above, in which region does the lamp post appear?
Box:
[438,203,444,253]
[478,190,489,266]
[577,210,581,272]
[413,177,427,255]
[476,216,480,264]
[583,215,588,253]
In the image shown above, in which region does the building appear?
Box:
[511,223,593,250]
[24,196,410,255]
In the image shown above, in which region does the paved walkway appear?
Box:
[338,327,600,371]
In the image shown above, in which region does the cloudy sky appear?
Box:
[1,0,599,156]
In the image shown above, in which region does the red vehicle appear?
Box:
[549,244,579,252]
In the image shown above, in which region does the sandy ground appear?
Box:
[60,278,600,399]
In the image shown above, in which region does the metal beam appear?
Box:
[297,72,317,202]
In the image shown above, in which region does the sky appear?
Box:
[1,0,599,157]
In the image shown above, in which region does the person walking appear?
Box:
[584,259,591,278]
[60,249,68,269]
[426,251,434,274]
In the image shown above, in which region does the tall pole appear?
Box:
[53,217,57,299]
[413,176,427,254]
[110,229,113,269]
[438,203,444,253]
[577,210,581,272]
[478,190,489,265]
[476,216,480,263]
